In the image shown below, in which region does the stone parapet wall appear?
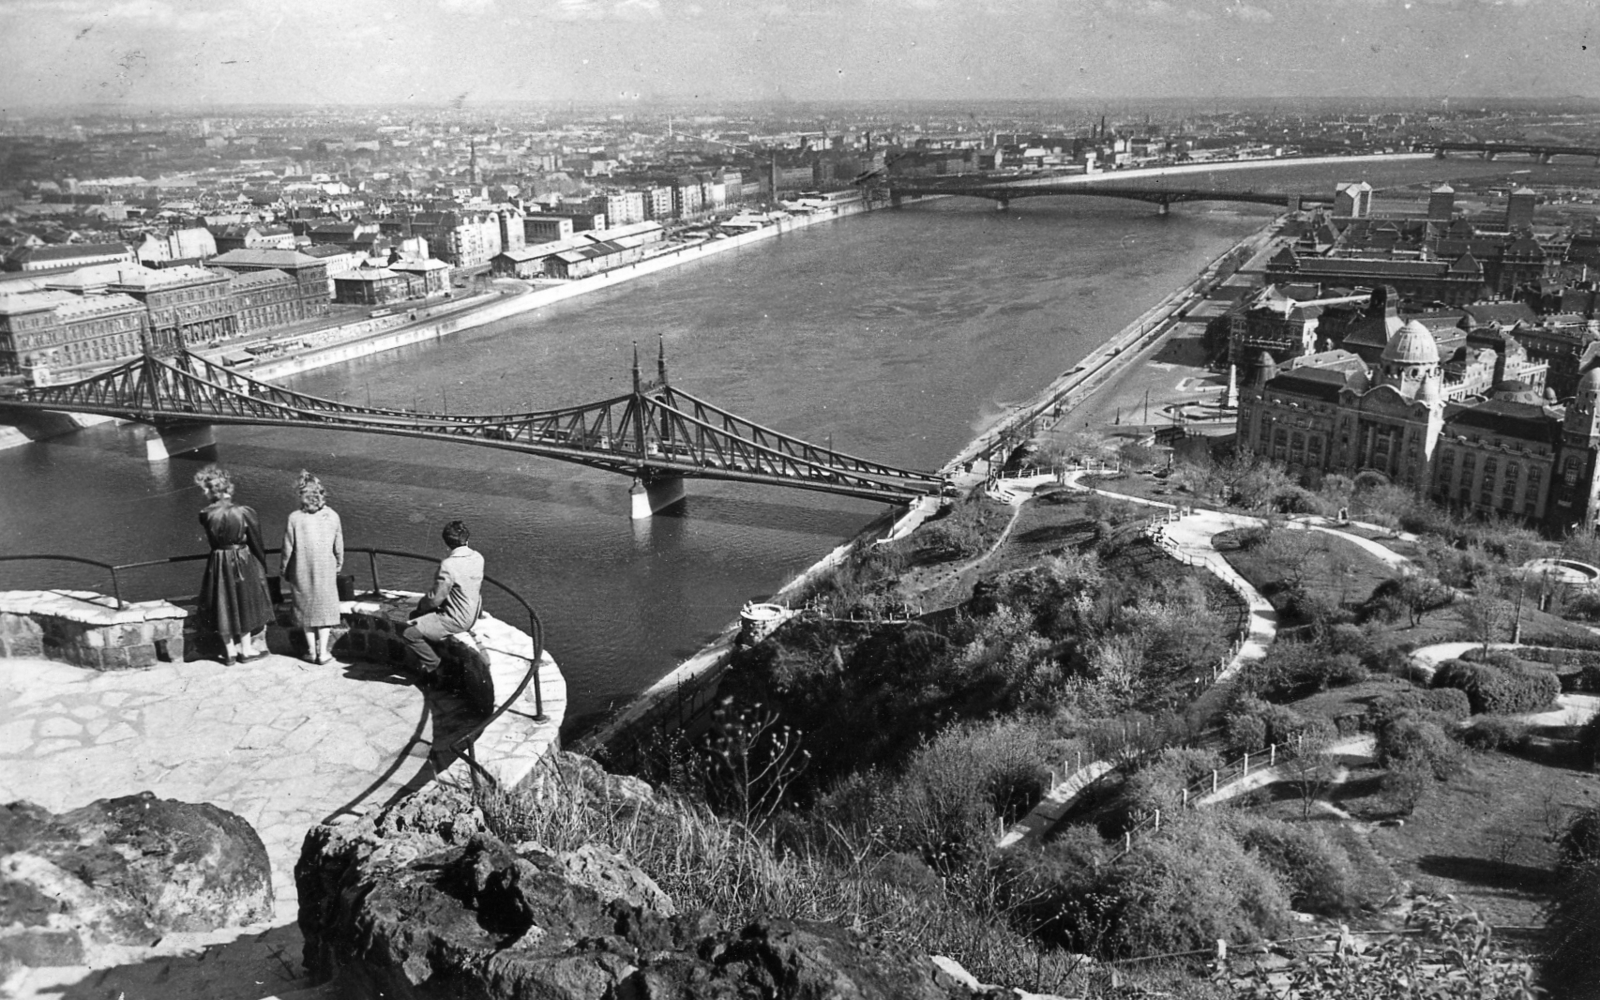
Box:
[0,590,186,669]
[334,590,564,790]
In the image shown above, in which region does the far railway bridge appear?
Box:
[1429,140,1600,164]
[881,177,1327,215]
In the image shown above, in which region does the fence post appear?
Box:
[1182,787,1189,809]
[367,550,382,596]
[1270,743,1277,767]
[1124,831,1132,853]
[1212,770,1218,793]
[1243,753,1250,776]
[1154,808,1161,831]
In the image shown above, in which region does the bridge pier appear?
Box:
[994,199,1009,212]
[630,474,686,519]
[1538,152,1553,164]
[143,422,215,462]
[1482,150,1496,161]
[889,191,903,209]
[1155,201,1170,217]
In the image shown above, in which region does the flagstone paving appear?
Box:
[0,652,478,1000]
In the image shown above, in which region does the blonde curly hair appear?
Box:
[194,464,234,502]
[295,470,327,513]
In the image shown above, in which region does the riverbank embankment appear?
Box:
[580,213,1285,756]
[946,213,1284,471]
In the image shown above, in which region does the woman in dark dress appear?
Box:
[194,464,274,664]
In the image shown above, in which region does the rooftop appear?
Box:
[109,264,227,290]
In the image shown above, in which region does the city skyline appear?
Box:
[0,0,1594,111]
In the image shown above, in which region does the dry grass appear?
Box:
[477,756,1102,996]
[1336,753,1599,929]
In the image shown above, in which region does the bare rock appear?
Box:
[296,763,958,1000]
[0,793,273,968]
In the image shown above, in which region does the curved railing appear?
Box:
[0,547,545,789]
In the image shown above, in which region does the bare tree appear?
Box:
[1286,736,1339,821]
[1461,585,1514,652]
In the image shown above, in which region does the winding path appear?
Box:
[997,472,1423,848]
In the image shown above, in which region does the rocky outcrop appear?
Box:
[295,756,961,1000]
[0,792,273,967]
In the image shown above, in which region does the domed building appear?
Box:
[1238,318,1600,532]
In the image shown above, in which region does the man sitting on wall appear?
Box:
[402,520,483,679]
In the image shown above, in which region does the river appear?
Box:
[0,155,1557,734]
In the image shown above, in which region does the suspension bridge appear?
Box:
[0,341,947,518]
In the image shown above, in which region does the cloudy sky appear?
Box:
[0,0,1594,108]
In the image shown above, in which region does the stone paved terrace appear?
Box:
[0,580,565,999]
[1,650,481,997]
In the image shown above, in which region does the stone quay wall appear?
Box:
[0,590,186,669]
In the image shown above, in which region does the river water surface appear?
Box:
[0,157,1555,733]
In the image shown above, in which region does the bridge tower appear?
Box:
[629,339,686,519]
[137,329,216,463]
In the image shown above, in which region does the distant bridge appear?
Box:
[0,343,946,518]
[884,177,1324,214]
[1430,141,1600,163]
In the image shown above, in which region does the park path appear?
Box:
[998,471,1423,848]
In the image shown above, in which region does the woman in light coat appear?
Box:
[280,470,345,664]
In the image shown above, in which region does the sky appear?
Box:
[0,0,1595,108]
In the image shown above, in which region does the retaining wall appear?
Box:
[0,590,186,668]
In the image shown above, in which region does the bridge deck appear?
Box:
[0,350,945,506]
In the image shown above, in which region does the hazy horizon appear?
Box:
[0,0,1595,112]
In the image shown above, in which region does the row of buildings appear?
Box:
[1265,185,1561,306]
[0,248,339,373]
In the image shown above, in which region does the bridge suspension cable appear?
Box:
[0,344,946,510]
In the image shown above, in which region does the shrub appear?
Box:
[1572,664,1600,694]
[1225,711,1269,755]
[877,720,1051,869]
[1235,817,1359,916]
[1234,525,1272,551]
[1224,696,1330,755]
[1431,658,1560,715]
[1375,713,1462,782]
[1360,576,1454,626]
[1242,645,1368,701]
[1458,716,1529,752]
[1545,852,1600,1000]
[1382,756,1432,816]
[1121,747,1221,820]
[1367,687,1472,729]
[1323,623,1374,660]
[1560,807,1600,868]
[1566,591,1600,623]
[1087,812,1291,957]
[1271,486,1320,515]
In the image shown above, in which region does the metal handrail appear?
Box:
[0,546,546,789]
